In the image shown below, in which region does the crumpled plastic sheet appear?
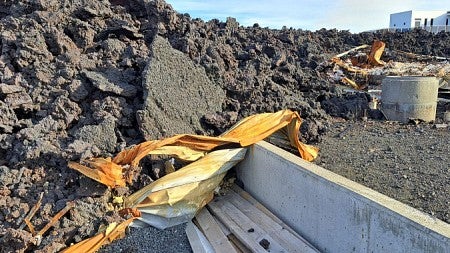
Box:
[65,109,319,251]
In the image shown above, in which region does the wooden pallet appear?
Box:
[186,185,320,253]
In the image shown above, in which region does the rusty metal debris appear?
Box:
[341,77,364,90]
[16,194,75,246]
[331,57,369,76]
[334,44,370,58]
[392,49,449,62]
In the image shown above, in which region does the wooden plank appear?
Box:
[208,200,268,253]
[201,212,250,253]
[232,185,298,235]
[232,185,319,250]
[195,208,237,253]
[225,191,302,252]
[220,200,288,252]
[185,221,214,253]
[214,215,231,236]
[209,199,287,252]
[227,189,320,253]
[214,214,251,253]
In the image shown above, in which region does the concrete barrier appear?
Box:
[236,141,450,253]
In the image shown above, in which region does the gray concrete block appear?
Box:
[236,141,450,253]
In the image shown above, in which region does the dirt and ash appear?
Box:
[0,0,449,252]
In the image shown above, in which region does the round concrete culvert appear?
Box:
[381,76,439,123]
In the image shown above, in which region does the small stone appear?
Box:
[434,123,448,129]
[4,92,32,109]
[68,79,89,102]
[0,83,24,94]
[73,117,117,153]
[17,188,27,197]
[11,209,20,218]
[82,70,137,97]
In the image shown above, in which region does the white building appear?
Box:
[389,10,450,33]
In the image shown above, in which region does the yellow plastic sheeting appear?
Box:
[135,173,227,229]
[112,135,238,167]
[68,158,126,188]
[368,40,386,66]
[69,109,318,188]
[127,148,245,229]
[127,147,245,204]
[62,218,135,253]
[221,109,300,145]
[148,146,206,162]
[64,110,320,249]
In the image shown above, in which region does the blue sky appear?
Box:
[165,0,450,32]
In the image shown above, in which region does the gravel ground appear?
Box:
[315,118,450,223]
[99,223,192,253]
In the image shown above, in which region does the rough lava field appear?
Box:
[0,0,449,252]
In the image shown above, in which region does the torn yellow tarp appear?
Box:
[128,148,247,229]
[113,135,237,168]
[368,40,385,66]
[126,148,246,208]
[62,218,135,253]
[69,109,318,188]
[64,109,319,250]
[69,158,126,188]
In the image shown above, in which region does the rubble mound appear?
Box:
[0,0,449,251]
